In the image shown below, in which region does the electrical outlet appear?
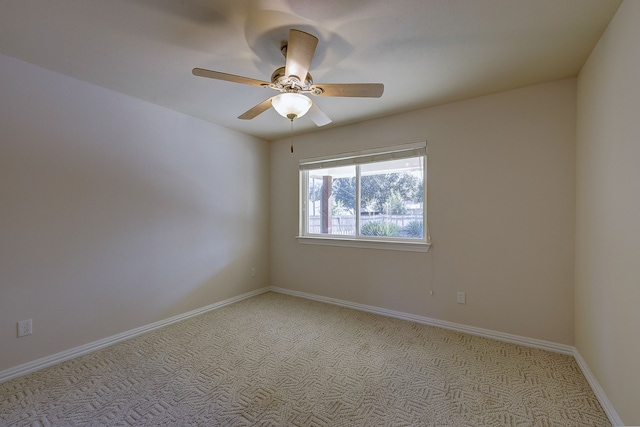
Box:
[456,292,466,304]
[251,268,256,278]
[18,319,32,337]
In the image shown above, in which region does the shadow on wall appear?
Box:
[0,54,268,371]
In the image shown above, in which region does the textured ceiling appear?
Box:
[0,0,622,140]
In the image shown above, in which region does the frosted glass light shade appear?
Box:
[271,93,312,119]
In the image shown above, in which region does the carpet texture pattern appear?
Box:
[1,292,609,426]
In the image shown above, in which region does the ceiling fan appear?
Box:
[192,29,384,127]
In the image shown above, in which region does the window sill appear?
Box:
[296,236,431,252]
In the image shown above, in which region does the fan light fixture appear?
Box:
[271,93,312,119]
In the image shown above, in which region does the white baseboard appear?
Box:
[574,349,624,426]
[268,286,574,355]
[0,287,270,384]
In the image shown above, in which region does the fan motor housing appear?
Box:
[270,67,313,91]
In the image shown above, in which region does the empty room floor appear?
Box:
[0,292,609,426]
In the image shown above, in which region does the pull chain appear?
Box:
[290,117,294,153]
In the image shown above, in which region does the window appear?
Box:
[298,142,429,252]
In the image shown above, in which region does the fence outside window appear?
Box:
[307,214,423,237]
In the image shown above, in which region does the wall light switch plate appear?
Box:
[18,319,32,337]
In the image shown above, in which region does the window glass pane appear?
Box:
[307,165,356,236]
[360,158,424,239]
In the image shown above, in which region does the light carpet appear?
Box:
[1,292,609,426]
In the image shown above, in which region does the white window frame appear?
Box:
[297,142,430,252]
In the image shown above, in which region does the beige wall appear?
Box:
[0,54,270,372]
[576,0,640,424]
[271,79,577,345]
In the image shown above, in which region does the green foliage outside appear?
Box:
[383,190,407,215]
[331,173,422,215]
[360,221,401,237]
[403,221,423,238]
[332,199,350,216]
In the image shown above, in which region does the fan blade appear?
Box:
[285,29,318,82]
[307,101,332,127]
[238,97,275,120]
[311,83,384,98]
[192,68,270,87]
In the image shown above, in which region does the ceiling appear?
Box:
[0,0,622,141]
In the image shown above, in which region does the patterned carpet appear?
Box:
[1,292,609,426]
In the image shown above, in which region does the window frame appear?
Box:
[297,142,430,252]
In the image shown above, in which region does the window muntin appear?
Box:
[300,143,427,245]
